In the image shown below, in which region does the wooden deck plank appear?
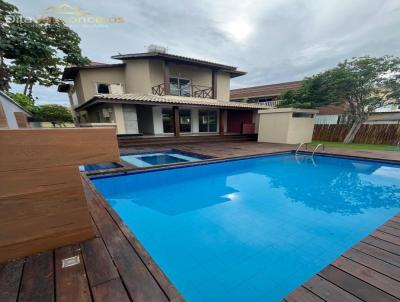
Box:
[87,179,184,302]
[304,275,362,301]
[333,257,400,299]
[0,259,24,302]
[391,217,400,224]
[80,237,119,287]
[353,242,400,268]
[362,236,400,256]
[18,251,54,302]
[91,278,131,302]
[385,221,400,230]
[372,231,400,246]
[319,265,400,302]
[343,248,400,281]
[84,181,169,302]
[284,286,324,302]
[380,226,400,237]
[55,245,91,302]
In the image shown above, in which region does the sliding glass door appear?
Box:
[199,110,217,132]
[179,110,191,132]
[170,78,191,96]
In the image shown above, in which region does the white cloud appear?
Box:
[7,0,400,105]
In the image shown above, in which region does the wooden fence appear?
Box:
[313,124,400,144]
[0,128,120,262]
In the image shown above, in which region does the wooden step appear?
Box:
[117,134,257,147]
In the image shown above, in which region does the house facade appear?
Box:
[59,51,266,136]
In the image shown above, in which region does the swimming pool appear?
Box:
[121,149,208,167]
[92,153,400,302]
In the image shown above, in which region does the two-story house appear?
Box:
[58,51,267,136]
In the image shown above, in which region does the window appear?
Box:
[97,83,110,94]
[162,108,174,133]
[292,112,314,118]
[199,110,217,132]
[169,77,191,96]
[95,111,102,122]
[179,110,191,132]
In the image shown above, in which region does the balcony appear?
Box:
[152,83,213,99]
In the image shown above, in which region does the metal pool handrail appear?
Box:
[312,143,325,157]
[295,143,308,154]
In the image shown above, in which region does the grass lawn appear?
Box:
[309,140,399,151]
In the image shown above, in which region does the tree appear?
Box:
[0,1,90,96]
[6,92,37,113]
[280,56,400,143]
[0,0,18,90]
[36,104,73,126]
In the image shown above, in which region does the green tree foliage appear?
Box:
[280,56,400,143]
[6,92,37,113]
[0,1,90,96]
[36,104,73,125]
[0,0,18,90]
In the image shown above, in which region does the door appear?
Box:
[123,105,139,134]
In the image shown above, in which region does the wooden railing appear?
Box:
[152,83,213,98]
[152,83,166,96]
[263,100,283,107]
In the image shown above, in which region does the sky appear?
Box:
[8,0,400,106]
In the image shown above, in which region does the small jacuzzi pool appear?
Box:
[79,162,122,172]
[121,149,209,167]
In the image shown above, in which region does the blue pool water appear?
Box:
[92,154,400,302]
[79,162,121,172]
[121,149,208,167]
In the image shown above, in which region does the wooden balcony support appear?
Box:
[163,60,170,95]
[173,106,180,137]
[219,109,226,135]
[212,70,218,99]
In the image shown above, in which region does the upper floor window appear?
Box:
[97,83,110,94]
[170,78,191,97]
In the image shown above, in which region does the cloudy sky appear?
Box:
[8,0,400,106]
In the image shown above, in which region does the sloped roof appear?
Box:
[230,81,302,100]
[62,62,126,80]
[111,52,246,77]
[75,93,268,111]
[317,103,348,115]
[0,91,32,116]
[62,52,246,81]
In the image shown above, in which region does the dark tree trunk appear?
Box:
[27,82,34,97]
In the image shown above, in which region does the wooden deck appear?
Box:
[0,176,183,302]
[1,141,400,302]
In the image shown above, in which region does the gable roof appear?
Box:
[111,52,246,77]
[230,81,302,100]
[317,103,348,115]
[62,52,246,81]
[62,62,126,81]
[0,91,32,116]
[75,93,268,111]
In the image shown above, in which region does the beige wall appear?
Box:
[169,62,212,88]
[72,67,126,105]
[258,108,318,144]
[113,104,126,134]
[70,59,233,105]
[125,59,152,94]
[216,72,230,102]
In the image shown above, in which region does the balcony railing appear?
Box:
[152,83,213,99]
